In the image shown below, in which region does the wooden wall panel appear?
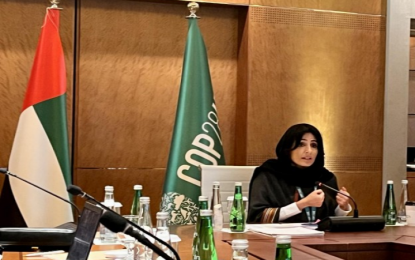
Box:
[408,172,415,202]
[75,168,166,222]
[181,0,249,5]
[234,10,249,165]
[0,0,74,190]
[0,175,4,195]
[75,0,240,168]
[245,6,385,214]
[250,0,386,15]
[410,38,415,71]
[409,71,415,147]
[335,171,382,215]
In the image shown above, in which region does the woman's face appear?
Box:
[290,133,318,168]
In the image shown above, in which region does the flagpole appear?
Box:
[186,2,200,19]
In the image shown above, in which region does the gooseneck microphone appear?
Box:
[67,185,179,260]
[314,181,385,232]
[316,181,358,218]
[66,184,95,201]
[0,168,81,217]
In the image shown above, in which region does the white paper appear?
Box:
[247,224,324,237]
[170,234,181,243]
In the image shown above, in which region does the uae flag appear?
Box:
[0,8,73,227]
[161,18,226,225]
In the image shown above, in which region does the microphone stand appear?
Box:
[0,168,81,218]
[68,185,180,260]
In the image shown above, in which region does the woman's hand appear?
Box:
[336,187,350,211]
[296,189,325,210]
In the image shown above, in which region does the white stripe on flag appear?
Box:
[9,106,73,227]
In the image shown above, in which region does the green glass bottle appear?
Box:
[382,180,397,225]
[192,196,209,260]
[130,185,142,215]
[230,182,245,232]
[198,209,218,260]
[275,235,292,260]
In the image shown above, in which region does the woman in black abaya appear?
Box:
[247,123,351,223]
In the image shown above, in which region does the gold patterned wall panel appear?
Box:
[75,0,241,168]
[246,6,385,214]
[250,0,386,15]
[0,0,74,171]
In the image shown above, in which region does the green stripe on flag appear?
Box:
[33,94,71,185]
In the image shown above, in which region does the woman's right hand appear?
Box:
[296,189,325,210]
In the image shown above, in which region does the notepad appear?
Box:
[247,224,324,237]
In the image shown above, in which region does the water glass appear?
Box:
[122,215,140,259]
[123,215,140,225]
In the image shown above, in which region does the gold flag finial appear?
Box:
[49,0,61,9]
[186,2,200,19]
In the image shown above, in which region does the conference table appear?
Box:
[3,225,415,259]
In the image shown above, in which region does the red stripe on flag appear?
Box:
[22,9,66,111]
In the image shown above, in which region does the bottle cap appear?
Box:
[140,197,150,203]
[387,180,394,184]
[213,181,220,186]
[200,209,213,216]
[235,182,242,186]
[232,239,249,249]
[156,212,170,220]
[276,235,291,244]
[102,201,114,207]
[105,186,114,192]
[402,180,408,184]
[134,185,142,190]
[199,196,209,201]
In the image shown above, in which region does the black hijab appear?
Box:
[247,124,338,223]
[273,123,332,187]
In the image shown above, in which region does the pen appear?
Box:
[26,250,65,257]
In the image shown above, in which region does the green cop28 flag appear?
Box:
[161,18,226,225]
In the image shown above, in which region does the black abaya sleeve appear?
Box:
[247,169,281,223]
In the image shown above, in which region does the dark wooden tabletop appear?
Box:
[3,225,415,260]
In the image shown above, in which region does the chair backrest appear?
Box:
[199,165,257,223]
